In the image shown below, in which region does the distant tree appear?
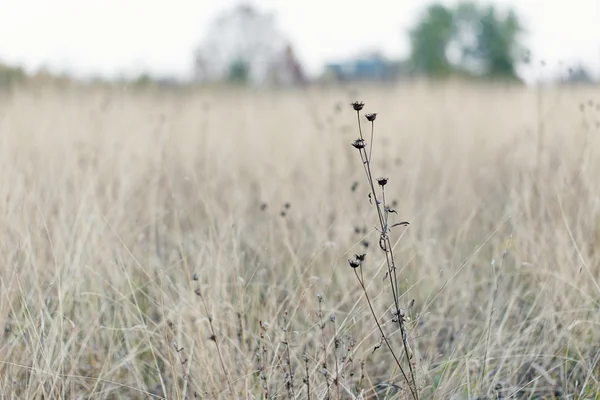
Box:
[193,4,303,86]
[455,3,524,79]
[408,2,526,80]
[408,4,456,76]
[0,62,27,89]
[562,64,596,85]
[132,73,153,88]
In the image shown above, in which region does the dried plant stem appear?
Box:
[302,349,311,400]
[352,106,419,399]
[368,114,375,164]
[282,311,296,398]
[354,266,417,400]
[481,234,512,393]
[331,316,341,400]
[355,112,386,231]
[195,287,234,396]
[257,321,270,399]
[209,317,234,396]
[317,295,331,398]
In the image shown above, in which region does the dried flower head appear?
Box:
[351,139,366,149]
[365,113,377,122]
[192,273,199,281]
[377,177,388,187]
[351,101,364,111]
[355,253,366,262]
[348,258,361,269]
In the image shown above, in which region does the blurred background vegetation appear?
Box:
[0,1,597,90]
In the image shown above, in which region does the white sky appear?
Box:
[0,0,599,82]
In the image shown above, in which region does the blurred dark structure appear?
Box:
[266,44,307,87]
[323,52,410,83]
[193,3,306,87]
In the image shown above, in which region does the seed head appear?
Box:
[377,177,388,187]
[365,113,377,122]
[351,101,364,111]
[355,253,366,262]
[351,139,366,149]
[192,273,199,281]
[348,258,361,269]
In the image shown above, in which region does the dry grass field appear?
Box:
[0,80,599,399]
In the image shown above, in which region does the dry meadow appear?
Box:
[0,81,599,399]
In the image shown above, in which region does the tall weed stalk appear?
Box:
[347,101,419,399]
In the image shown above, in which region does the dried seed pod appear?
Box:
[365,113,377,121]
[351,101,364,111]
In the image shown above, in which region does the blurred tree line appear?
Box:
[0,1,596,89]
[194,1,593,86]
[408,2,528,81]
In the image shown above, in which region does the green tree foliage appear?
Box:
[0,62,26,89]
[409,2,526,80]
[408,4,455,76]
[458,4,524,79]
